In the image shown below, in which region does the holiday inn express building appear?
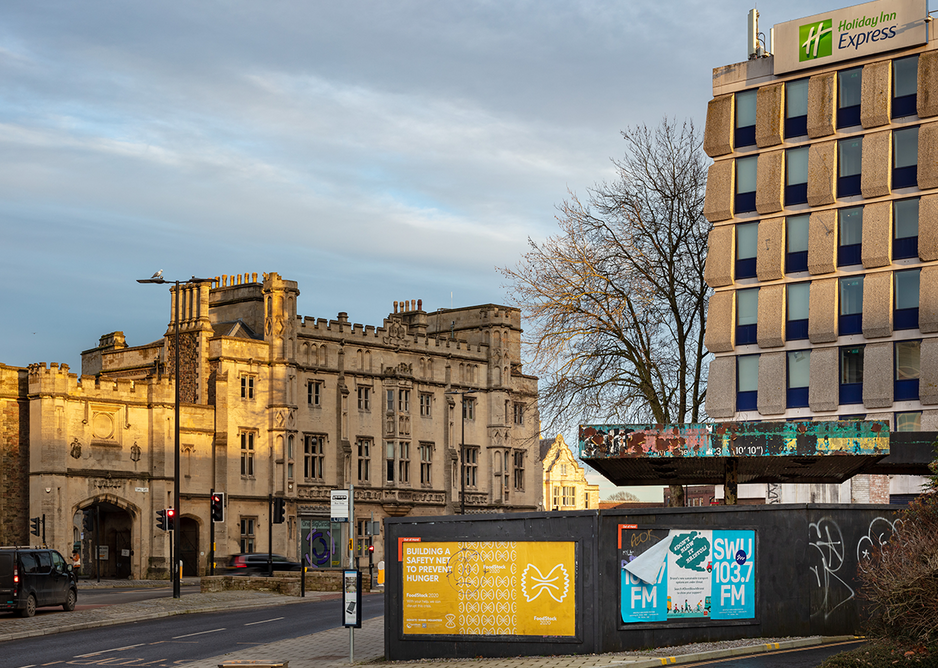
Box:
[703,0,935,503]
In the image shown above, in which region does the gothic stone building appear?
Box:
[16,272,541,578]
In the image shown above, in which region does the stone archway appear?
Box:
[75,497,137,579]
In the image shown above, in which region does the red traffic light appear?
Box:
[166,508,176,518]
[368,544,375,553]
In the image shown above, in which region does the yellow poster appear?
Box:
[400,540,576,636]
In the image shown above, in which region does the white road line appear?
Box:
[74,643,146,657]
[172,628,226,639]
[244,616,285,626]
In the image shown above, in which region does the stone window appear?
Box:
[513,402,525,425]
[304,434,325,480]
[419,443,433,484]
[240,431,255,477]
[357,438,371,483]
[419,393,432,417]
[308,380,322,407]
[562,486,576,507]
[462,397,476,421]
[398,441,411,484]
[398,389,410,413]
[513,451,525,491]
[357,386,371,411]
[465,446,479,488]
[240,517,256,553]
[385,441,395,483]
[240,374,255,400]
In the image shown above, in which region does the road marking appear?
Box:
[172,628,226,639]
[244,616,285,626]
[74,643,146,657]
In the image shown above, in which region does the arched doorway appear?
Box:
[179,517,200,576]
[76,501,134,579]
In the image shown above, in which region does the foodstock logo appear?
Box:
[799,19,833,61]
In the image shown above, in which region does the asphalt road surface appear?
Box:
[76,584,202,607]
[6,592,384,668]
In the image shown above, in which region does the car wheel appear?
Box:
[63,589,77,612]
[18,594,37,618]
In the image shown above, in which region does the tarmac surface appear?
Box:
[0,579,858,668]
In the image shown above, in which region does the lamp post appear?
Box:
[445,390,475,515]
[138,273,214,598]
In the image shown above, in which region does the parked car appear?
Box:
[220,553,302,575]
[0,547,78,617]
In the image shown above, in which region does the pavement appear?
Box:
[0,579,860,668]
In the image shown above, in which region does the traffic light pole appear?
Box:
[209,489,215,576]
[267,493,273,577]
[172,280,181,599]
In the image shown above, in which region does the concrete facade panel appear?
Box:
[757,351,786,415]
[704,291,735,354]
[807,141,836,206]
[809,278,838,343]
[757,284,785,348]
[808,209,837,275]
[704,94,734,158]
[861,60,891,129]
[704,161,734,223]
[861,130,891,199]
[705,356,736,419]
[704,225,734,288]
[756,150,783,215]
[917,123,938,191]
[920,338,938,405]
[918,50,938,118]
[807,72,836,138]
[920,266,938,333]
[756,83,783,148]
[861,201,892,268]
[757,217,784,281]
[862,271,893,339]
[920,194,938,261]
[864,342,894,409]
[808,346,839,412]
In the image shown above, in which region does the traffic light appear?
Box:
[166,507,176,531]
[273,497,286,524]
[368,543,375,555]
[156,509,167,531]
[211,493,225,523]
[30,517,41,537]
[82,510,93,533]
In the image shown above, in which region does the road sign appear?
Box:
[331,489,349,522]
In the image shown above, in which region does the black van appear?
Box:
[0,547,78,617]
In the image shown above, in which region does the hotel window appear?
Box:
[736,288,758,345]
[895,411,922,431]
[735,156,757,214]
[838,138,862,198]
[513,402,525,425]
[357,386,371,411]
[737,355,759,412]
[839,276,864,335]
[307,380,322,407]
[894,198,919,260]
[838,67,862,128]
[240,374,255,400]
[786,147,809,206]
[838,207,863,266]
[786,214,809,273]
[398,389,410,413]
[735,89,757,148]
[398,441,410,484]
[465,446,479,488]
[462,397,476,420]
[304,434,324,480]
[562,486,576,507]
[239,518,256,553]
[513,451,525,490]
[785,78,809,138]
[892,56,918,119]
[385,441,395,483]
[419,443,433,484]
[893,126,919,189]
[787,350,810,409]
[895,340,921,401]
[357,438,371,483]
[840,346,864,405]
[894,268,920,330]
[787,282,810,340]
[240,431,255,476]
[735,222,758,279]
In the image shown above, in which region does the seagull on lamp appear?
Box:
[151,269,163,279]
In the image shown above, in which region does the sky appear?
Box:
[1,0,844,500]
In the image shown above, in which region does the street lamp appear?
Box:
[445,389,475,515]
[138,273,214,598]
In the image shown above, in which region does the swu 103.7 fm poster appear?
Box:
[619,527,755,624]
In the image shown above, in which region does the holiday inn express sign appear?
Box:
[774,0,927,74]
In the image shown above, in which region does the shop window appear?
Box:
[787,350,810,408]
[895,411,922,431]
[785,78,809,138]
[786,214,809,273]
[838,138,862,198]
[893,126,919,189]
[838,207,863,266]
[894,268,920,330]
[736,288,759,345]
[736,156,757,213]
[895,340,921,401]
[838,67,862,128]
[736,355,759,412]
[840,346,864,405]
[787,282,810,340]
[893,198,919,260]
[786,147,809,206]
[735,90,757,147]
[839,276,864,335]
[735,222,758,279]
[892,56,918,119]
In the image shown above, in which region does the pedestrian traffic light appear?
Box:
[273,497,286,524]
[211,493,225,523]
[368,544,375,554]
[82,509,93,533]
[30,517,41,537]
[166,507,176,531]
[156,509,167,531]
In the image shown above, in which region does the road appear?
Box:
[682,639,866,668]
[6,592,384,668]
[76,584,202,607]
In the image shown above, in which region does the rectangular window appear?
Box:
[735,156,758,213]
[419,443,432,484]
[386,388,394,410]
[304,434,324,480]
[511,402,525,425]
[838,138,862,198]
[357,438,371,483]
[785,78,809,138]
[513,451,525,491]
[736,288,759,345]
[287,434,295,480]
[895,340,921,401]
[787,282,810,340]
[894,198,919,260]
[892,56,918,119]
[838,67,862,128]
[241,375,255,400]
[357,386,371,411]
[895,411,922,431]
[463,397,476,420]
[562,486,576,507]
[398,442,410,484]
[895,268,921,330]
[385,441,395,483]
[839,276,864,335]
[840,346,864,405]
[419,393,432,417]
[786,214,809,273]
[398,389,410,413]
[735,222,758,279]
[552,486,560,510]
[737,355,759,412]
[308,380,322,406]
[240,431,255,476]
[465,447,479,488]
[239,517,256,554]
[838,207,863,266]
[787,350,810,408]
[735,89,757,147]
[786,147,809,206]
[893,126,919,189]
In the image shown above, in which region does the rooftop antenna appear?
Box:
[748,9,763,59]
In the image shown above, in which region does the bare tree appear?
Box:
[501,119,711,506]
[606,490,641,502]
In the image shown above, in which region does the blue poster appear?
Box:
[620,528,669,623]
[709,530,755,620]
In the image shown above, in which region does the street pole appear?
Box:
[445,390,474,515]
[348,482,354,665]
[173,279,181,598]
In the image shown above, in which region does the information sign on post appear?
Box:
[343,569,362,628]
[331,489,349,522]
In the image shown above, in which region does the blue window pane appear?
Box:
[785,116,808,138]
[736,324,758,345]
[839,383,863,404]
[838,174,861,198]
[840,314,862,335]
[893,95,917,119]
[787,387,809,408]
[736,258,757,279]
[895,308,919,330]
[735,126,756,148]
[786,183,808,206]
[894,236,918,259]
[786,319,809,340]
[894,379,920,401]
[737,390,758,412]
[893,165,918,189]
[894,198,919,257]
[786,251,808,273]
